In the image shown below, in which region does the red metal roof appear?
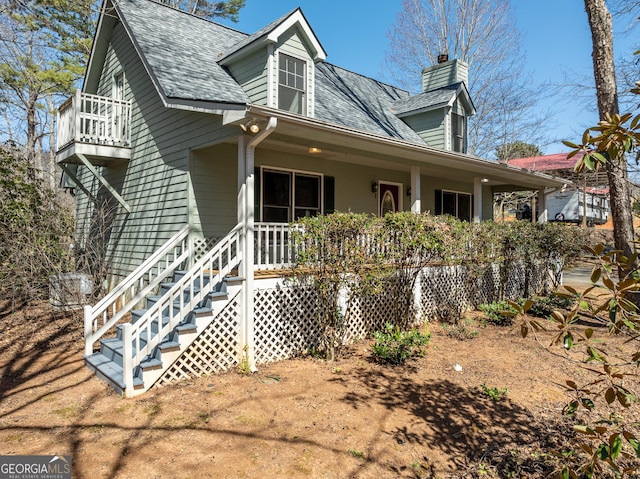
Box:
[507,152,585,171]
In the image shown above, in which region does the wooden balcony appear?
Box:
[56,90,132,166]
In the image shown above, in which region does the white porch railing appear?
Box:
[255,223,299,270]
[57,90,131,151]
[84,226,190,356]
[253,222,387,270]
[122,223,243,395]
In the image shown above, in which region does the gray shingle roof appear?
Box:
[116,0,250,104]
[392,84,460,116]
[219,9,298,61]
[112,0,429,143]
[314,63,425,143]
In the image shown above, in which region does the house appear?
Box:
[55,0,568,396]
[507,153,610,226]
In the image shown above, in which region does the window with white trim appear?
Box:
[261,168,321,222]
[113,71,124,100]
[278,53,306,115]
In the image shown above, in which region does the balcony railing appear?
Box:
[57,90,131,152]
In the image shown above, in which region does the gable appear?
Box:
[85,0,250,107]
[219,8,326,65]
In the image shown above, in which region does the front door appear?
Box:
[378,181,402,216]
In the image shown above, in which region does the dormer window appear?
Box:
[451,112,465,153]
[278,53,306,115]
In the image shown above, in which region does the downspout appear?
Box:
[240,117,277,372]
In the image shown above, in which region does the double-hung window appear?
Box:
[451,112,465,153]
[278,53,306,115]
[261,168,321,222]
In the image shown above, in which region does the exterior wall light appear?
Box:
[308,147,322,154]
[239,119,260,134]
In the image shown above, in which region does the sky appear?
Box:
[218,1,639,156]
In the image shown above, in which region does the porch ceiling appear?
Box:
[246,118,569,191]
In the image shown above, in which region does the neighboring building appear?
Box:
[507,153,610,226]
[55,0,567,396]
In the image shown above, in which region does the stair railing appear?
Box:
[121,223,243,395]
[84,225,190,356]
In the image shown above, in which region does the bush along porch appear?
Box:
[82,213,585,397]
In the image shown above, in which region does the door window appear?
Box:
[378,182,402,216]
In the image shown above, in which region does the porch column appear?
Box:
[537,188,548,224]
[240,118,277,372]
[473,177,483,223]
[411,166,421,213]
[237,136,247,363]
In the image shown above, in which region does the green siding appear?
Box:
[403,110,445,148]
[78,22,238,280]
[189,144,238,239]
[227,48,269,106]
[452,98,465,115]
[276,27,309,59]
[421,60,468,92]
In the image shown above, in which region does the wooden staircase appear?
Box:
[83,224,243,397]
[85,273,243,395]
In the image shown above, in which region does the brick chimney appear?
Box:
[421,58,469,92]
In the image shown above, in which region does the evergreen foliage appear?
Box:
[0,146,73,304]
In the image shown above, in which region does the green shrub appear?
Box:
[480,383,508,401]
[526,294,574,318]
[441,318,478,340]
[479,301,517,326]
[371,323,430,365]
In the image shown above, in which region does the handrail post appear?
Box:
[74,89,82,141]
[84,305,93,356]
[122,323,133,397]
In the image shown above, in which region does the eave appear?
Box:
[238,105,568,191]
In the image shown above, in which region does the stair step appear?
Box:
[159,282,203,297]
[159,340,180,352]
[224,275,244,286]
[175,322,197,334]
[85,353,144,391]
[86,263,242,397]
[172,271,211,288]
[139,357,162,371]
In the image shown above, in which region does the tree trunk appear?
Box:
[26,90,38,181]
[584,0,635,259]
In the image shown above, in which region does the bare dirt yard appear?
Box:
[0,291,638,478]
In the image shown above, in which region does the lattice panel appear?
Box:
[347,288,396,341]
[475,264,501,305]
[157,293,240,386]
[157,260,556,386]
[192,237,221,262]
[254,286,323,364]
[420,265,472,319]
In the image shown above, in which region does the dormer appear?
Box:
[219,9,327,118]
[393,57,475,153]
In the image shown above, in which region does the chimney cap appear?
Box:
[437,53,449,64]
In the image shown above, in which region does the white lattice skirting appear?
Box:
[157,261,551,386]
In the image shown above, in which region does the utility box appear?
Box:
[49,273,93,309]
